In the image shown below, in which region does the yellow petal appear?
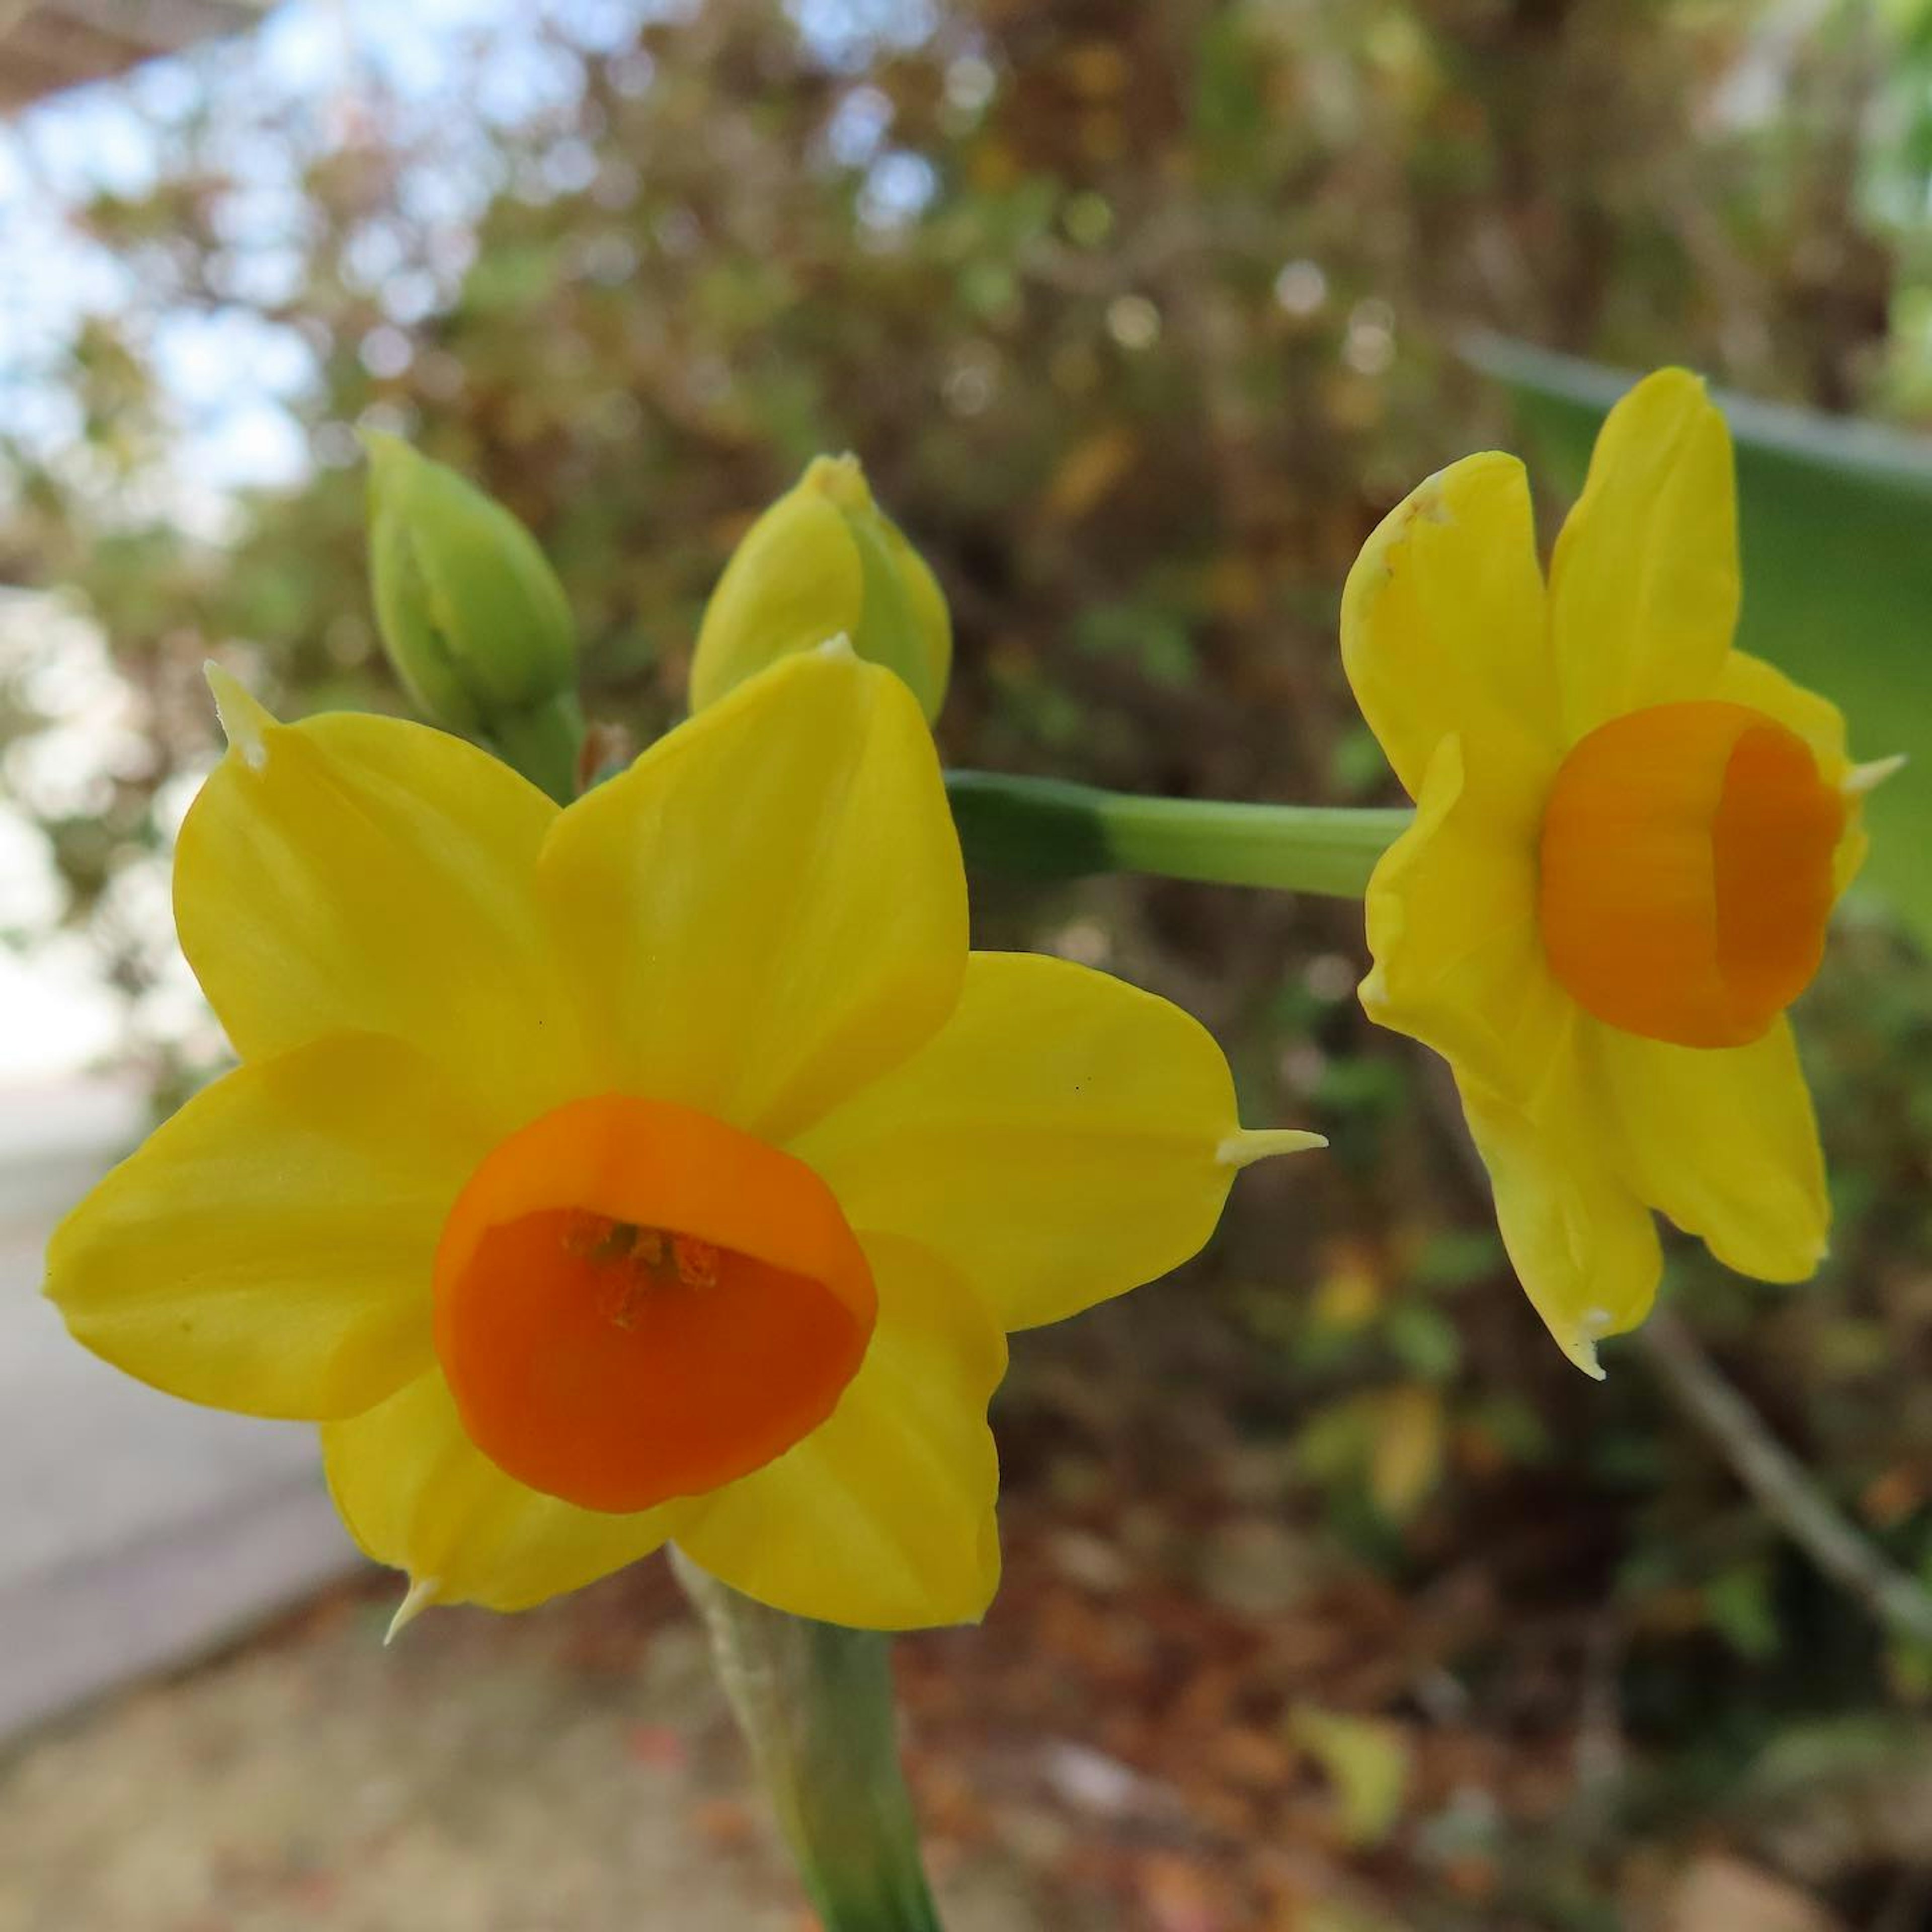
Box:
[1340,451,1558,813]
[1549,369,1739,739]
[1586,1017,1827,1283]
[323,1367,688,1613]
[45,1034,489,1420]
[1716,649,1870,895]
[674,1233,1005,1630]
[1360,735,1572,1110]
[794,950,1308,1331]
[1715,650,1849,773]
[1460,1072,1663,1376]
[1831,819,1872,901]
[539,650,967,1146]
[177,680,583,1123]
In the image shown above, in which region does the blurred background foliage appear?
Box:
[6,1,1932,1926]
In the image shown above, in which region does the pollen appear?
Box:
[1538,700,1846,1049]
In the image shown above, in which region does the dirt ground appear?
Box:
[0,1563,1046,1932]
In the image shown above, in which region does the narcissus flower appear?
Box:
[46,648,1312,1630]
[1343,369,1888,1373]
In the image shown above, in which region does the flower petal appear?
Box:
[1460,1075,1663,1376]
[1715,649,1869,895]
[323,1367,688,1613]
[177,678,582,1122]
[1549,369,1739,739]
[794,951,1302,1331]
[1715,650,1849,774]
[1586,1017,1827,1283]
[539,650,967,1146]
[1360,735,1573,1110]
[45,1034,490,1420]
[674,1234,1005,1630]
[1340,451,1558,812]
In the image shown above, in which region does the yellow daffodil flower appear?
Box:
[1342,368,1886,1374]
[46,647,1314,1631]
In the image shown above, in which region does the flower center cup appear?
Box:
[1537,700,1845,1050]
[433,1096,876,1513]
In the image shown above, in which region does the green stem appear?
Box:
[946,770,1412,898]
[672,1554,944,1932]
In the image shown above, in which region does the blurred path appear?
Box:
[0,1079,360,1741]
[0,1571,1052,1932]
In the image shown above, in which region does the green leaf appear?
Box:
[1467,333,1932,950]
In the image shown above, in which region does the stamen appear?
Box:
[559,1208,614,1257]
[672,1235,721,1289]
[568,1217,727,1328]
[598,1263,653,1332]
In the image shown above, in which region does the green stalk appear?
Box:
[673,1554,945,1932]
[946,770,1411,898]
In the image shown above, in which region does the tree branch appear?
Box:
[1634,1307,1932,1648]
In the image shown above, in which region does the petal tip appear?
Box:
[1566,1339,1608,1382]
[1218,1128,1326,1170]
[203,662,274,772]
[384,1574,441,1645]
[1635,364,1709,407]
[815,630,858,662]
[1562,1304,1618,1381]
[1843,752,1907,797]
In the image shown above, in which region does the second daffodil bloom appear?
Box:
[1343,369,1887,1375]
[46,647,1312,1631]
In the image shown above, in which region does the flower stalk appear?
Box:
[673,1553,946,1932]
[945,770,1410,898]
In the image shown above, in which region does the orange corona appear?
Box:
[432,1095,877,1514]
[1537,701,1845,1049]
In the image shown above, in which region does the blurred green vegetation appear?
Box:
[6,2,1932,1927]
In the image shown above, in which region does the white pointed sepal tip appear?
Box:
[1843,753,1907,797]
[1563,1304,1614,1382]
[1217,1127,1327,1170]
[203,661,275,772]
[814,631,857,662]
[385,1574,440,1645]
[1565,1338,1608,1383]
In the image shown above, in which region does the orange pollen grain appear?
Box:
[432,1095,875,1514]
[1536,699,1845,1049]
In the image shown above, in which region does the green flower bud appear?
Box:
[364,432,583,801]
[691,454,951,722]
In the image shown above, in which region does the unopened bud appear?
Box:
[691,454,951,722]
[364,433,582,800]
